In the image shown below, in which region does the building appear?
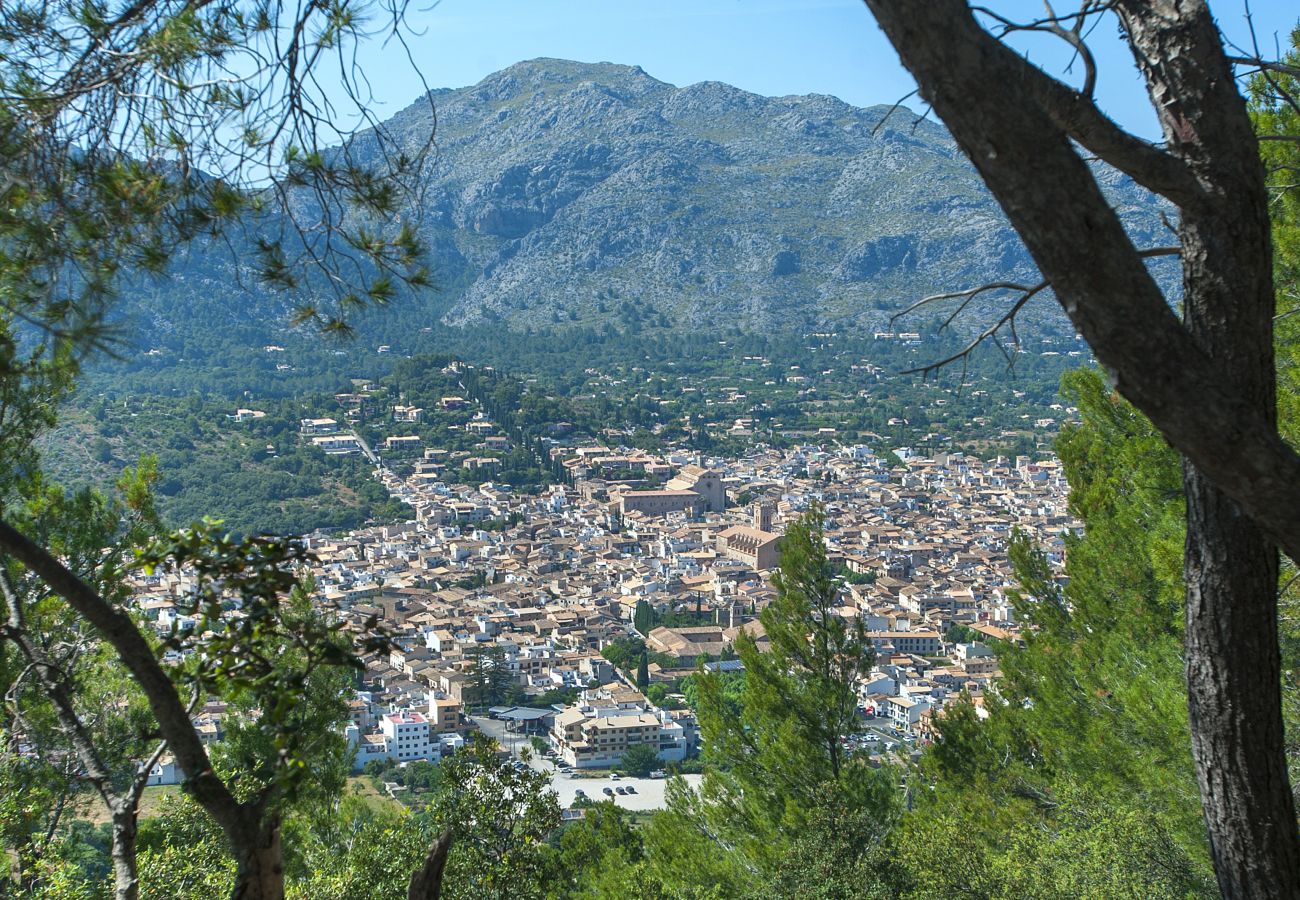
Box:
[310,434,362,454]
[665,465,726,512]
[886,695,931,731]
[428,695,472,734]
[615,489,705,518]
[646,626,727,666]
[345,709,448,772]
[299,417,338,435]
[868,631,943,656]
[716,525,781,571]
[550,704,688,769]
[382,711,436,763]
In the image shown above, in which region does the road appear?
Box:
[351,430,381,465]
[471,715,702,812]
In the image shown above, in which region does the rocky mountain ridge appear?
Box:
[352,57,1167,334]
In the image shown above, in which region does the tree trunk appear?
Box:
[1185,468,1298,897]
[407,829,453,900]
[110,809,140,900]
[1122,3,1300,894]
[861,0,1300,894]
[230,816,284,900]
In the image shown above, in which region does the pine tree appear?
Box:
[646,507,897,891]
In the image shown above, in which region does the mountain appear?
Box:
[120,57,1172,349]
[346,57,1168,333]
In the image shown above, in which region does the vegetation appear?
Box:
[641,510,898,896]
[863,5,1300,893]
[616,745,659,779]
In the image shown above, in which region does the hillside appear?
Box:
[117,57,1172,347]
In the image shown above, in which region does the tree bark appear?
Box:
[407,829,454,900]
[230,813,285,900]
[861,0,1300,895]
[110,808,140,900]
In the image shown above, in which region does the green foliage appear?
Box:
[617,743,659,778]
[600,636,646,671]
[943,622,976,645]
[645,509,897,893]
[0,0,431,363]
[137,527,384,800]
[901,368,1213,895]
[135,795,237,900]
[423,738,561,900]
[463,644,513,711]
[288,792,432,900]
[553,801,648,898]
[633,599,654,634]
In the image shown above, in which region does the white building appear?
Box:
[550,704,689,769]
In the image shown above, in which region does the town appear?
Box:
[124,377,1076,811]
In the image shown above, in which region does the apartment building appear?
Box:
[550,704,688,769]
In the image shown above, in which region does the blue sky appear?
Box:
[351,1,1299,139]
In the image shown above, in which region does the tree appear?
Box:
[892,368,1217,897]
[464,644,511,712]
[423,738,561,900]
[618,743,659,779]
[633,599,654,635]
[0,2,442,897]
[862,3,1300,893]
[647,509,897,891]
[554,801,651,898]
[0,0,432,358]
[636,650,649,689]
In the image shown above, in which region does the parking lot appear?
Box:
[472,715,702,811]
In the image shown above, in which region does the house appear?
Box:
[886,695,931,731]
[615,490,705,518]
[146,755,180,786]
[665,466,727,512]
[311,434,362,455]
[299,417,338,435]
[345,710,440,772]
[716,525,781,571]
[646,626,727,667]
[868,631,942,656]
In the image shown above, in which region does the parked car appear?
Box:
[649,770,666,779]
[602,787,614,796]
[626,785,637,794]
[616,786,628,795]
[574,789,586,799]
[609,772,621,780]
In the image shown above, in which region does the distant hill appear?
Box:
[124,57,1172,345]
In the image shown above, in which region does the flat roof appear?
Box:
[494,706,555,721]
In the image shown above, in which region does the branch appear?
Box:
[865,0,1300,569]
[895,247,1179,377]
[965,5,1205,208]
[1,570,115,801]
[406,828,454,900]
[1227,57,1300,79]
[0,519,247,839]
